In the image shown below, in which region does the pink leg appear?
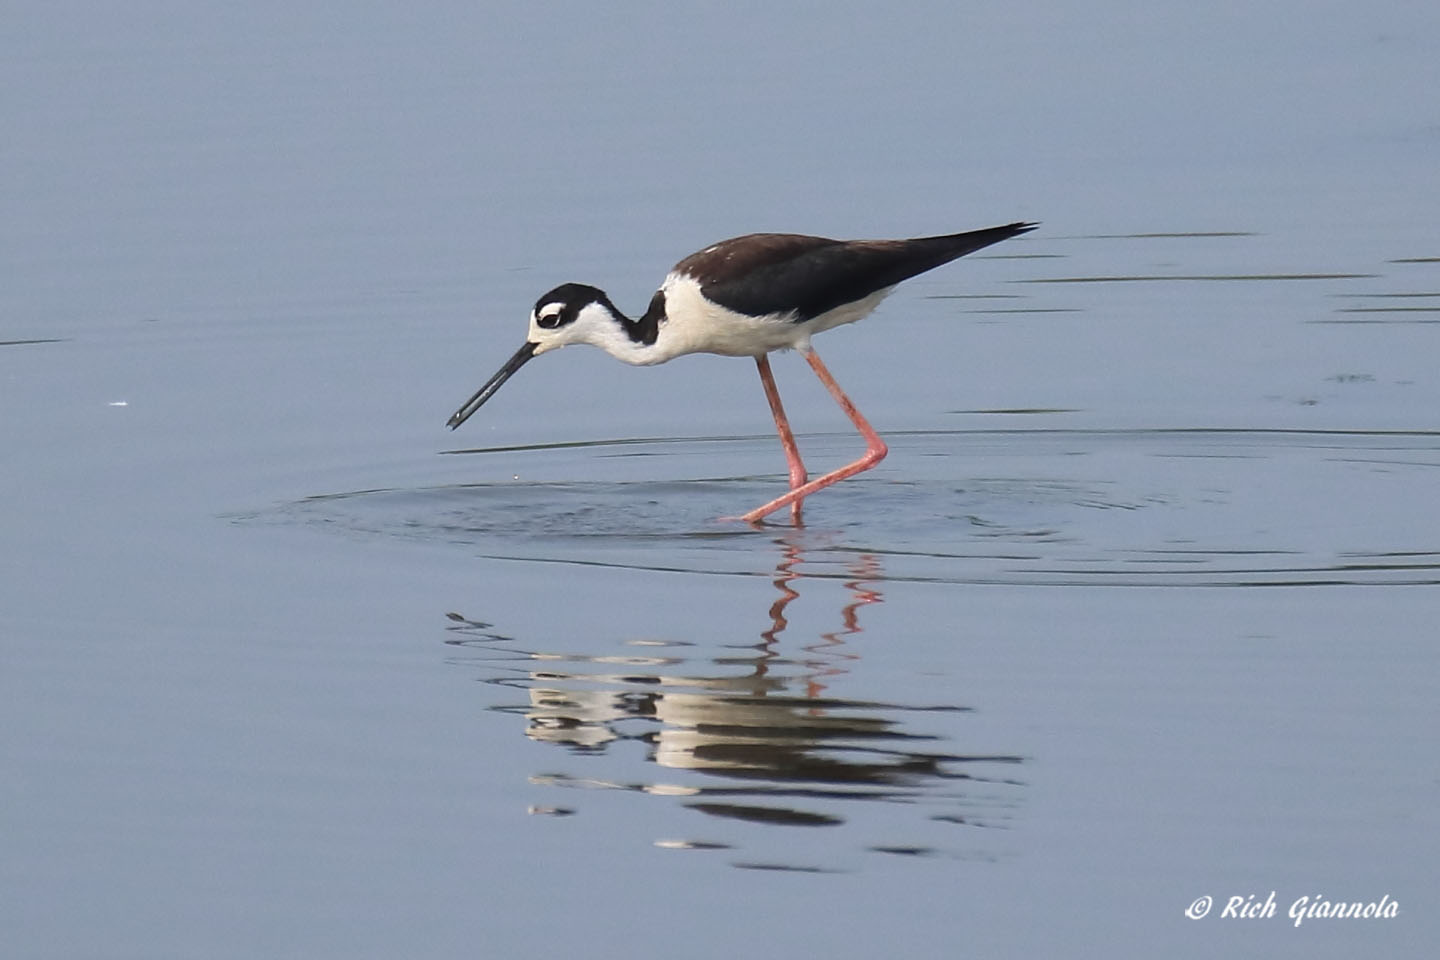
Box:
[754,354,808,524]
[739,348,889,525]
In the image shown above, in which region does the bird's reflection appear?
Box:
[445,536,1023,864]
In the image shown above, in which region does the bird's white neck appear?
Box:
[530,273,827,366]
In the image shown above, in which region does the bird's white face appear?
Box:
[526,299,581,355]
[526,302,562,354]
[526,296,629,356]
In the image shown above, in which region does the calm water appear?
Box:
[4,3,1439,958]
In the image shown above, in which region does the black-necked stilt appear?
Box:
[448,221,1036,525]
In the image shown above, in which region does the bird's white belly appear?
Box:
[647,274,893,364]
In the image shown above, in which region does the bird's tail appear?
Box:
[911,221,1038,266]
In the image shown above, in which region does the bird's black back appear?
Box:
[677,222,1035,321]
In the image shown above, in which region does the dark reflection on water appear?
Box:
[1019,272,1379,282]
[443,541,1023,871]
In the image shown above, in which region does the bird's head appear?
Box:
[525,283,623,356]
[446,283,622,429]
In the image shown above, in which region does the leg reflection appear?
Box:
[443,541,1023,861]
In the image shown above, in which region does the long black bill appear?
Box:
[446,341,538,429]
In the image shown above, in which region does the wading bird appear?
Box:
[448,221,1036,524]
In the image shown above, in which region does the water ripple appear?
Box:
[251,428,1440,588]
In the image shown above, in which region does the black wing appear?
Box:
[681,222,1036,320]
